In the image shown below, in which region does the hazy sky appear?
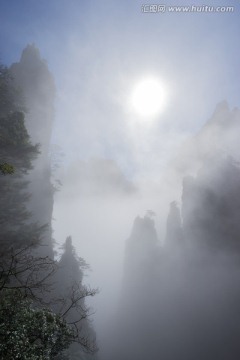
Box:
[1,0,240,176]
[1,0,240,352]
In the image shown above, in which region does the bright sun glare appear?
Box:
[131,77,166,117]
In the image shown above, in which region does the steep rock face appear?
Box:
[10,44,55,256]
[182,157,240,253]
[123,215,159,292]
[107,216,160,360]
[165,201,184,252]
[54,236,97,360]
[179,156,240,359]
[11,44,55,157]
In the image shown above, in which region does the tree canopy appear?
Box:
[0,60,98,359]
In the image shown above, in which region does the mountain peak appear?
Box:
[20,44,41,65]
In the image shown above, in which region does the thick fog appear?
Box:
[1,0,240,359]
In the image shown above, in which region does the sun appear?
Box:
[130,77,166,117]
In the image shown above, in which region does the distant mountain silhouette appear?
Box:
[110,102,240,360]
